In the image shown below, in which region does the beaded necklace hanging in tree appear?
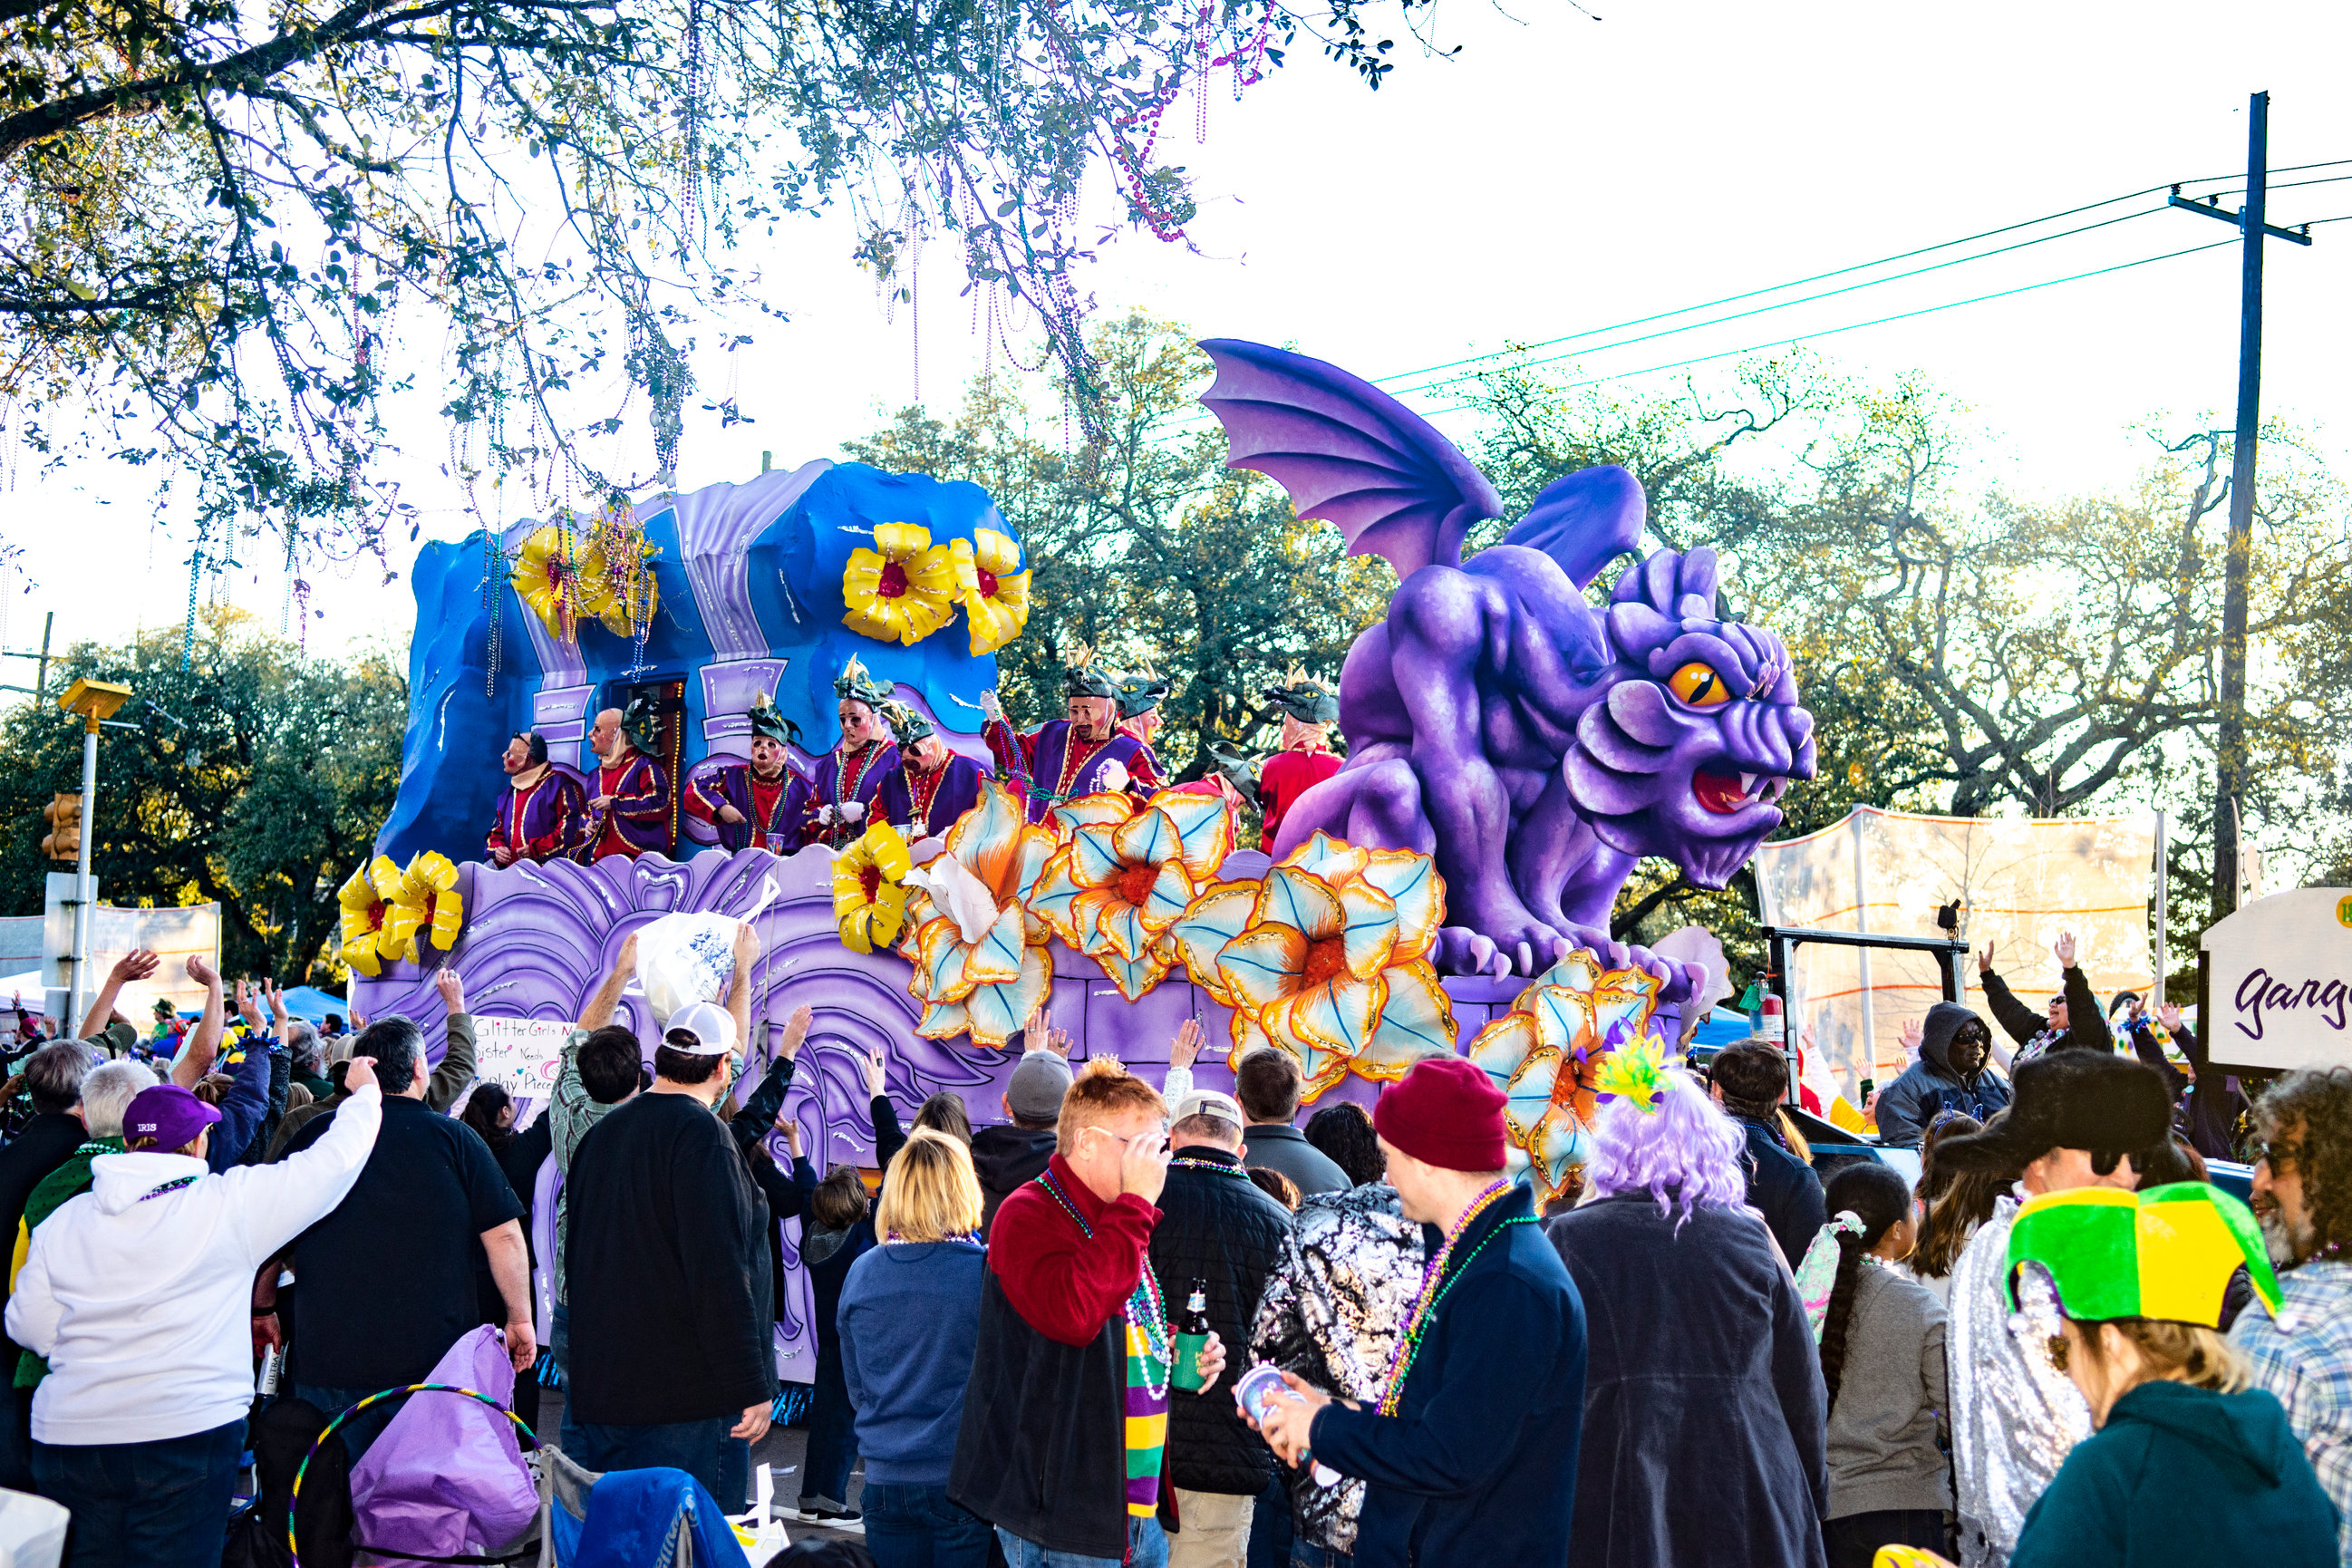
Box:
[1375,1179,1534,1416]
[1033,1166,1173,1399]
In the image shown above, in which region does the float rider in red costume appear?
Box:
[1256,670,1342,852]
[804,657,901,850]
[579,698,673,862]
[982,648,1165,827]
[488,730,588,866]
[685,696,812,853]
[875,702,989,843]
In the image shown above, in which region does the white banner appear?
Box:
[472,1016,576,1095]
[1754,806,2157,1097]
[2201,886,2352,1071]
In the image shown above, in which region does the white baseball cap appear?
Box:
[663,1001,737,1056]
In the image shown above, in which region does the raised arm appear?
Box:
[80,949,158,1041]
[171,956,226,1089]
[2056,934,2111,1053]
[731,1004,808,1155]
[425,967,476,1113]
[725,922,759,1054]
[1976,944,2044,1047]
[579,933,637,1031]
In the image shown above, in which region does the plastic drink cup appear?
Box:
[1234,1364,1340,1486]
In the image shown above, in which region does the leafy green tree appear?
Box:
[848,312,1392,814]
[0,0,1448,571]
[0,608,406,982]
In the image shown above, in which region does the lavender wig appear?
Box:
[1583,1067,1748,1230]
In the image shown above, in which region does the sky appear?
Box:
[12,0,2352,667]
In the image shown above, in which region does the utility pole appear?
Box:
[2170,92,2313,920]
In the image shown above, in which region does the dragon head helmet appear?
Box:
[1564,547,1818,889]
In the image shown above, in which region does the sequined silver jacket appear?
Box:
[1247,1183,1428,1553]
[1947,1192,2091,1567]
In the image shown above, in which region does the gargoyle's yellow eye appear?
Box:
[1668,662,1733,708]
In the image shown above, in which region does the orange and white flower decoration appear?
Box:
[336,856,417,979]
[842,523,957,647]
[833,821,915,953]
[1165,831,1454,1100]
[1026,789,1234,1001]
[947,528,1033,656]
[1464,950,1663,1201]
[509,524,618,643]
[384,851,466,963]
[906,780,1060,1046]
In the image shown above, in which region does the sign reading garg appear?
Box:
[471,1015,575,1095]
[2202,886,2352,1071]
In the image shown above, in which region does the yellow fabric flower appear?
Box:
[509,524,616,642]
[948,528,1033,656]
[336,856,412,979]
[842,523,957,647]
[386,851,465,963]
[833,821,915,953]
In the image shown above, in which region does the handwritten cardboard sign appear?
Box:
[473,1016,576,1096]
[2202,886,2352,1071]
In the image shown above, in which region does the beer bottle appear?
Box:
[1172,1278,1212,1391]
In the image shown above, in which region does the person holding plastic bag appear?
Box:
[6,1062,384,1568]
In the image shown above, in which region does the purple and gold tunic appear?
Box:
[487,769,587,865]
[801,741,900,849]
[580,750,672,862]
[875,751,990,841]
[982,718,1164,826]
[686,761,813,853]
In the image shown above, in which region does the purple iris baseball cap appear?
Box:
[122,1084,223,1151]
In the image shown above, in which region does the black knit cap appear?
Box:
[1931,1050,2173,1173]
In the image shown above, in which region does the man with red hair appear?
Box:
[950,1058,1226,1568]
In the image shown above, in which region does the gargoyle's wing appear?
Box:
[1500,464,1648,590]
[1198,339,1503,576]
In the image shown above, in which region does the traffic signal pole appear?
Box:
[54,680,131,1038]
[67,715,95,1036]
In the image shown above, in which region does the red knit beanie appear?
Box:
[1374,1055,1508,1172]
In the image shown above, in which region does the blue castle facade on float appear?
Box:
[377,460,1016,865]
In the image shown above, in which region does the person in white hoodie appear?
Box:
[5,1063,382,1568]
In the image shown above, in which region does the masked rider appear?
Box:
[805,657,901,849]
[487,730,587,866]
[686,696,812,853]
[981,647,1165,827]
[1257,670,1342,852]
[579,699,673,862]
[875,703,990,842]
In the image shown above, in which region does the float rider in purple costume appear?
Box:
[981,648,1165,827]
[487,730,588,866]
[687,697,813,853]
[579,699,672,863]
[875,702,988,843]
[1196,339,1818,988]
[804,657,902,850]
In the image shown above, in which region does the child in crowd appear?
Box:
[1807,1161,1951,1568]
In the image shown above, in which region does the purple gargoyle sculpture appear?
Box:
[1199,340,1818,988]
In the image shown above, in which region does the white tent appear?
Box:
[1754,806,2159,1097]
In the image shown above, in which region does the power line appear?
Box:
[1379,203,2169,402]
[1415,234,2255,419]
[1364,160,2352,392]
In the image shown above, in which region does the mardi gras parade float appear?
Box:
[344,338,1816,1377]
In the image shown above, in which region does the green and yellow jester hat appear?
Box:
[2004,1182,2282,1328]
